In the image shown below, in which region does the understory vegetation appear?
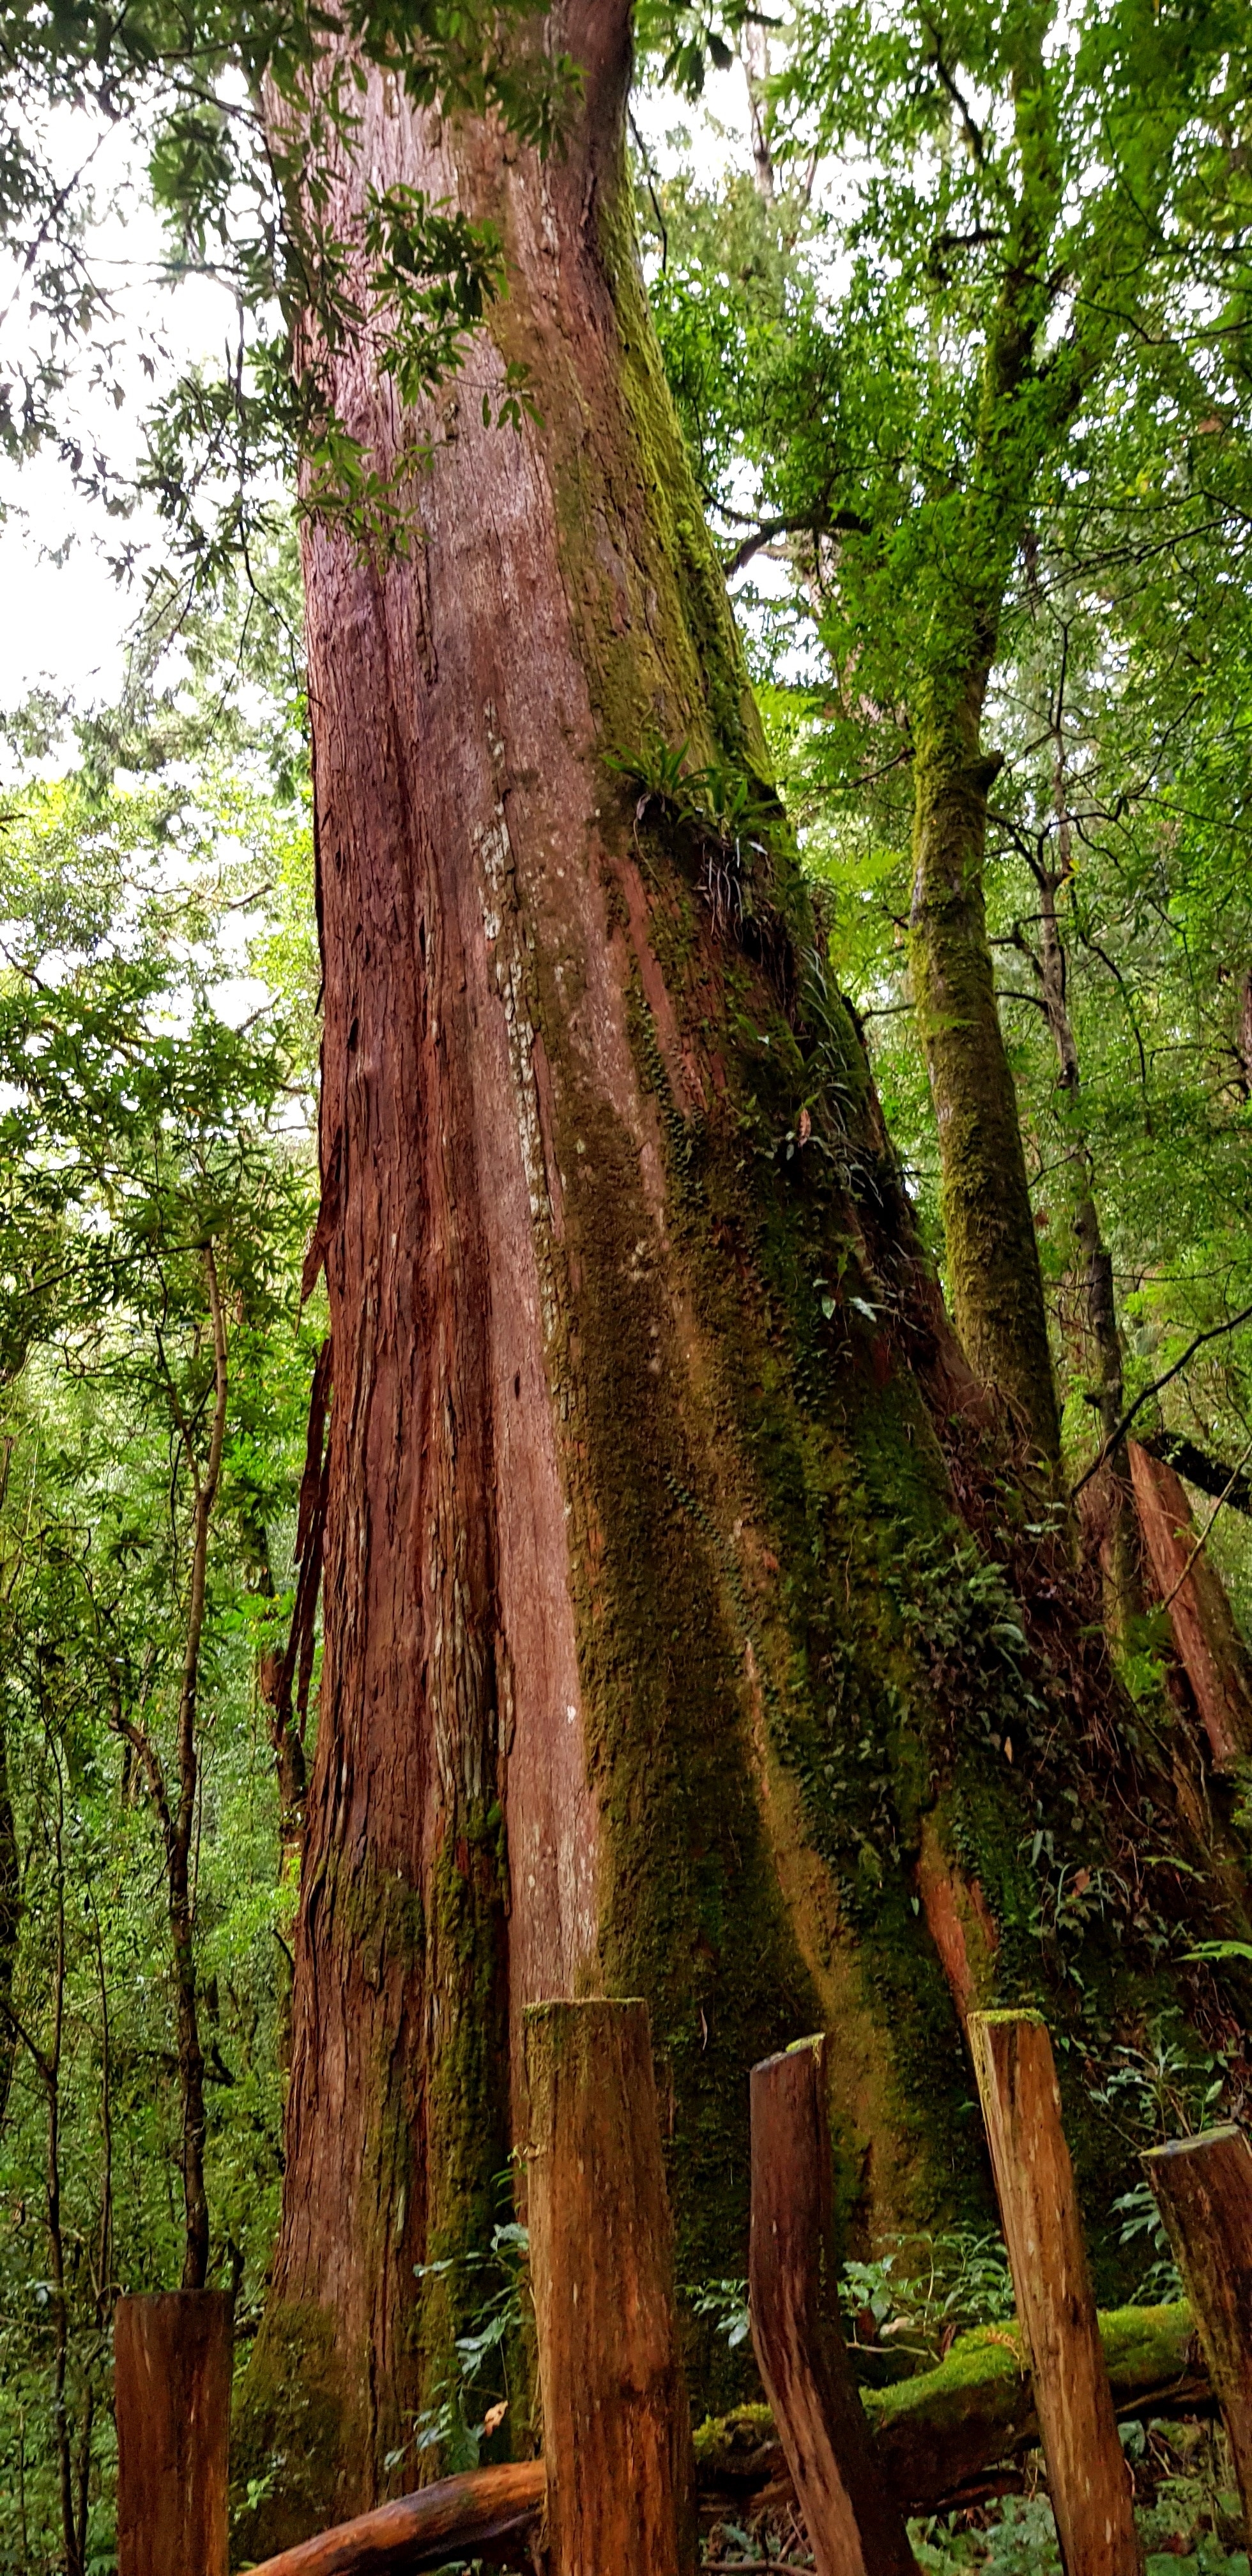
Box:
[0,0,1251,2568]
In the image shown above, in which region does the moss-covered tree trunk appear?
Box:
[910,686,1060,1471]
[1035,825,1141,1633]
[907,30,1069,1478]
[236,7,1249,2547]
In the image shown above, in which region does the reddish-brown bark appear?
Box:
[234,7,1232,2544]
[1130,1441,1252,1770]
[236,11,961,2528]
[114,2291,232,2576]
[525,2000,697,2574]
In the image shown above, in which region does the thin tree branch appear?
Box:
[722,506,872,576]
[1071,1303,1252,1499]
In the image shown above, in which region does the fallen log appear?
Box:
[242,2460,546,2576]
[696,2300,1207,2514]
[243,2303,1206,2572]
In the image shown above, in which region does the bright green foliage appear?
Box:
[0,760,321,2569]
[3,0,1252,2556]
[0,0,583,575]
[639,0,1252,1563]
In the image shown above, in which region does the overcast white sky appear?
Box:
[0,64,753,740]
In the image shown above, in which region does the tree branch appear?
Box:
[1140,1432,1252,1518]
[722,507,871,576]
[1071,1303,1252,1499]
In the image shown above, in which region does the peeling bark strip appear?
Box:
[238,1,1083,2537]
[114,2291,231,2576]
[1145,2128,1252,2534]
[968,2012,1143,2576]
[1129,1442,1252,1769]
[749,2035,919,2575]
[524,1998,698,2576]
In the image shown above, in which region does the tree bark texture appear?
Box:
[234,6,1226,2542]
[114,2290,231,2576]
[749,2035,919,2575]
[968,2012,1142,2576]
[1129,1443,1252,1770]
[1143,2128,1252,2533]
[524,1998,697,2576]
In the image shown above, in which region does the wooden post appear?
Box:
[967,2011,1142,2576]
[1144,2125,1252,2527]
[114,2289,232,2576]
[749,2034,919,2576]
[523,1997,697,2576]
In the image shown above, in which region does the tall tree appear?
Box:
[3,1,1251,2547]
[646,0,1252,1471]
[231,1,1250,2539]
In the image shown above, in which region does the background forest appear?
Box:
[1,0,1251,2568]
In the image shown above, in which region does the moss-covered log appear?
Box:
[695,2303,1208,2513]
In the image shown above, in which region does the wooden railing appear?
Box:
[113,2001,1252,2576]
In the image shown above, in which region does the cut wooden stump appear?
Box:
[114,2288,232,2576]
[524,1995,697,2576]
[1145,2126,1252,2527]
[749,2033,919,2576]
[243,2462,547,2575]
[968,2010,1143,2576]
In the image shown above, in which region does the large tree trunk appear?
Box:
[234,8,1244,2545]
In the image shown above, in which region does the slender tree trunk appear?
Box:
[1034,813,1140,1632]
[910,686,1060,1469]
[234,8,1232,2542]
[171,1250,228,2291]
[907,34,1066,1476]
[37,1758,85,2576]
[0,1711,17,2140]
[115,1248,229,2292]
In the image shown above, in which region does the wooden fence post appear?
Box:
[114,2288,232,2576]
[1144,2125,1252,2528]
[523,1997,697,2576]
[968,2010,1142,2576]
[749,2034,919,2576]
